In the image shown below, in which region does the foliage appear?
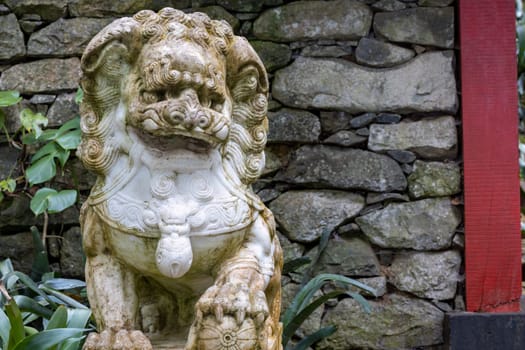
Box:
[281,229,377,350]
[0,258,93,350]
[0,90,82,243]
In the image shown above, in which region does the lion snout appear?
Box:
[163,104,211,131]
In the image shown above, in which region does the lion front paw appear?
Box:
[83,329,153,350]
[196,281,269,326]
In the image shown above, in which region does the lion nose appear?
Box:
[164,107,211,130]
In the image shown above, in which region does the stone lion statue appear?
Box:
[77,8,282,350]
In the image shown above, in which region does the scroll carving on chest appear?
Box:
[78,8,282,350]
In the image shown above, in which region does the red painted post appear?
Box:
[460,0,521,312]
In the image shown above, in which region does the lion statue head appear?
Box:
[78,8,269,192]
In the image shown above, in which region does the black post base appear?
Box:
[444,311,525,350]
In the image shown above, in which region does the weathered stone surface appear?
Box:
[408,160,461,198]
[46,93,79,127]
[0,231,34,273]
[319,111,352,134]
[318,294,444,350]
[342,276,387,297]
[372,0,407,11]
[314,237,381,277]
[0,58,81,94]
[368,116,458,159]
[356,198,461,250]
[418,0,454,6]
[257,188,280,204]
[0,14,26,61]
[350,112,377,128]
[69,0,191,17]
[60,227,85,278]
[277,232,304,264]
[5,0,67,21]
[386,150,416,163]
[253,0,372,42]
[323,130,366,147]
[250,41,292,72]
[29,94,56,104]
[366,192,409,204]
[273,52,457,113]
[374,7,454,48]
[0,145,21,180]
[261,148,283,176]
[356,37,414,68]
[301,45,350,58]
[376,112,401,124]
[278,145,407,192]
[193,6,240,32]
[270,190,365,243]
[268,108,320,143]
[217,0,262,12]
[28,18,113,57]
[389,250,461,300]
[19,19,44,34]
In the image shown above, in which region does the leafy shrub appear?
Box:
[0,258,93,350]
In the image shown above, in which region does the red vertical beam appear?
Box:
[460,0,521,312]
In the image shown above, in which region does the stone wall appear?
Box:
[0,0,461,349]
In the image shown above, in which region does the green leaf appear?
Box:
[346,291,371,313]
[26,155,56,186]
[31,142,59,164]
[55,149,70,168]
[283,257,311,275]
[0,308,10,349]
[35,129,59,142]
[46,306,68,330]
[5,299,25,348]
[43,279,86,291]
[66,309,91,329]
[0,110,5,130]
[30,226,50,281]
[0,191,4,204]
[0,91,22,107]
[12,295,53,320]
[282,274,376,328]
[23,327,38,337]
[288,326,336,350]
[9,272,56,309]
[12,328,87,350]
[282,290,342,346]
[30,188,57,216]
[55,129,81,150]
[57,117,80,135]
[47,190,77,214]
[74,88,83,104]
[19,108,48,139]
[39,286,88,310]
[0,179,16,193]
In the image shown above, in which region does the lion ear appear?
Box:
[223,36,270,187]
[226,36,269,97]
[81,17,140,118]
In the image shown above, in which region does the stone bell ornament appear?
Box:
[78,8,282,350]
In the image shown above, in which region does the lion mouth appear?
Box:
[135,129,214,153]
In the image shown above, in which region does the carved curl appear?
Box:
[77,8,269,186]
